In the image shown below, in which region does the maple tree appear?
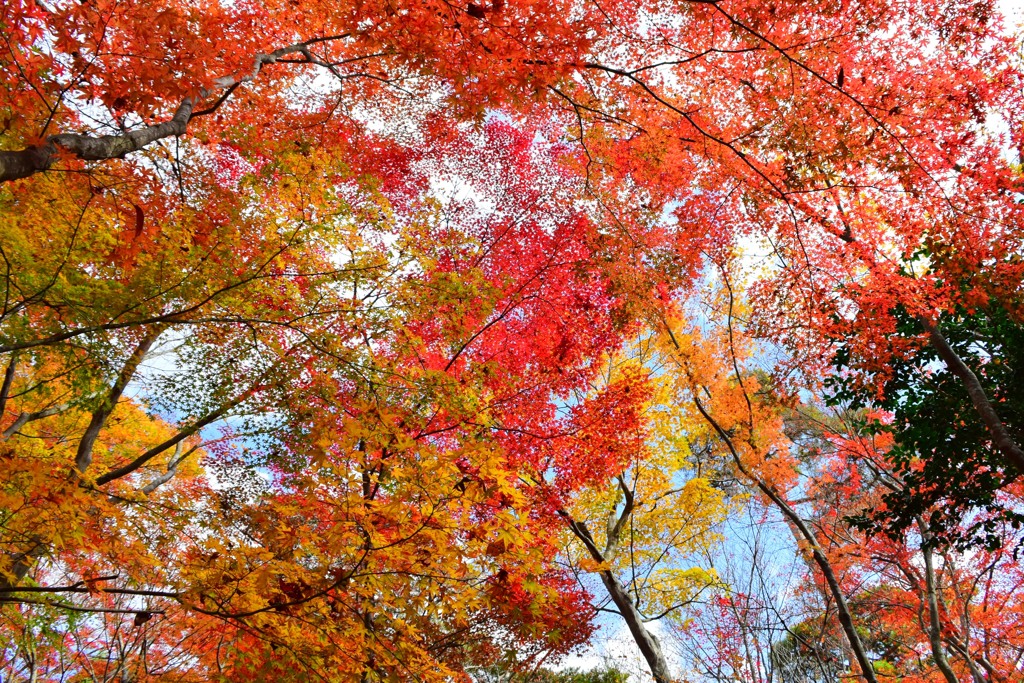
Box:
[650,291,878,682]
[780,404,1024,683]
[654,274,1024,682]
[558,342,729,683]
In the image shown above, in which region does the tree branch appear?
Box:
[1,402,69,440]
[75,328,162,473]
[0,352,18,419]
[920,316,1024,474]
[95,386,253,486]
[0,34,352,183]
[691,392,879,683]
[140,441,202,494]
[0,100,195,182]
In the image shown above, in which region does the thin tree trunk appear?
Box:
[562,512,673,683]
[778,515,859,678]
[916,518,963,683]
[692,396,879,683]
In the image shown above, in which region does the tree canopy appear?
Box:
[2,0,1024,681]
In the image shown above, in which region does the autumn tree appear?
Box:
[660,271,1024,683]
[556,339,730,683]
[795,397,1024,683]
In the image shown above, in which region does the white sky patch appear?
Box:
[1000,0,1024,28]
[558,621,682,681]
[429,175,496,215]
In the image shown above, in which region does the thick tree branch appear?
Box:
[0,353,18,419]
[0,35,352,183]
[605,474,634,558]
[1,402,69,440]
[0,540,46,592]
[140,441,202,494]
[0,100,195,182]
[75,328,162,473]
[0,580,178,598]
[95,386,253,486]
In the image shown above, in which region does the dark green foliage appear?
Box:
[827,300,1024,549]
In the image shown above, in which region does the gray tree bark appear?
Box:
[561,505,674,683]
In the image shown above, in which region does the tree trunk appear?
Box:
[562,513,673,683]
[917,518,963,683]
[920,318,1024,474]
[598,569,673,683]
